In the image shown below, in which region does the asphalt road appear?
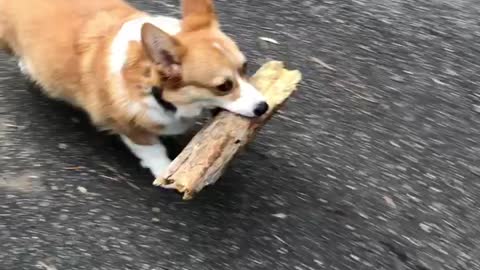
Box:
[1,0,480,269]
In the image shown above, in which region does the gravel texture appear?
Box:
[1,1,480,269]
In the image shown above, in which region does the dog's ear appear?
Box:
[141,23,185,68]
[181,0,218,32]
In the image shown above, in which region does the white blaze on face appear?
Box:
[220,78,267,117]
[210,39,266,117]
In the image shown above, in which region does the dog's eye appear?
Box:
[217,79,234,92]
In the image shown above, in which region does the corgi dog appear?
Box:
[0,0,268,180]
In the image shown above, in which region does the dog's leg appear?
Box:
[0,32,14,55]
[0,41,12,55]
[120,135,172,179]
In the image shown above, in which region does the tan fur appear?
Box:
[0,0,247,145]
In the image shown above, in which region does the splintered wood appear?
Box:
[153,61,302,200]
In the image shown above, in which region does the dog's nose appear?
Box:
[254,102,269,116]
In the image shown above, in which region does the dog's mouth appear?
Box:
[210,103,269,118]
[151,86,177,112]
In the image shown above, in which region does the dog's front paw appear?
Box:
[142,157,172,179]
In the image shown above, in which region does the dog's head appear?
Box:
[140,0,268,117]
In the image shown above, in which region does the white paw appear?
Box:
[142,157,172,178]
[160,183,178,189]
[120,135,172,180]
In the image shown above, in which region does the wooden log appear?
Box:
[153,61,302,200]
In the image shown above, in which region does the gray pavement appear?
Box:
[1,0,480,269]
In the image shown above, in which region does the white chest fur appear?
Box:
[110,16,204,135]
[143,95,202,135]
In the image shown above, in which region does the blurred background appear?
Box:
[1,0,480,269]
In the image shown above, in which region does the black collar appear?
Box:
[151,86,177,112]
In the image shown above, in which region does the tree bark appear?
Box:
[153,61,302,200]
